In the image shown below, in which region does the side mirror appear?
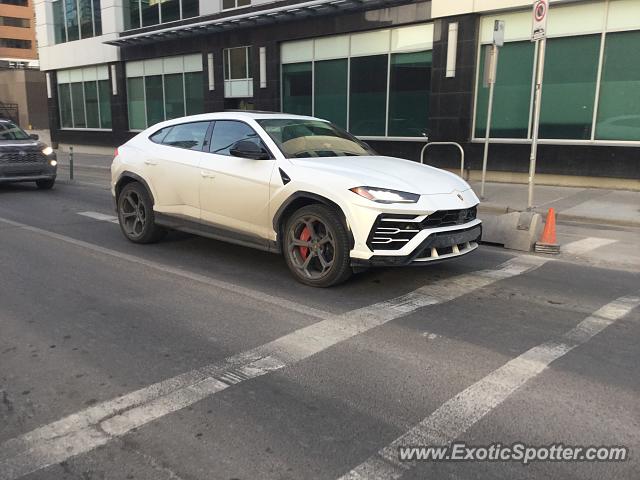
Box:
[29,134,39,140]
[229,140,270,160]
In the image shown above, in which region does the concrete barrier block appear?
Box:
[481,211,543,252]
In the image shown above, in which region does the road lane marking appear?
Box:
[0,254,548,480]
[78,211,118,223]
[338,294,640,480]
[561,237,616,256]
[0,215,333,322]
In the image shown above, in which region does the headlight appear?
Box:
[350,186,420,204]
[42,146,54,156]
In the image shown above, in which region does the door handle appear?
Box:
[144,160,158,166]
[200,171,216,178]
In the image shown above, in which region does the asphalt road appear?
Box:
[0,173,639,480]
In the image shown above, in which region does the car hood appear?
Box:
[0,139,44,151]
[289,155,470,195]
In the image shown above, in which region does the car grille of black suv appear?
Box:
[367,206,478,251]
[0,151,46,164]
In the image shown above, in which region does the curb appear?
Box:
[478,205,640,229]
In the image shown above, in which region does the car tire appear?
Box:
[117,182,166,244]
[35,178,55,190]
[283,204,352,287]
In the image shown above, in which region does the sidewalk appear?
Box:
[54,151,640,228]
[473,181,640,228]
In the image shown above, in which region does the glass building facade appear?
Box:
[281,25,433,138]
[125,54,204,130]
[57,65,111,129]
[52,0,102,44]
[474,0,640,142]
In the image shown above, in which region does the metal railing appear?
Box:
[420,141,466,179]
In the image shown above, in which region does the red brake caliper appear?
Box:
[299,227,312,259]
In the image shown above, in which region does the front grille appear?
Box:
[367,206,478,251]
[0,152,46,164]
[422,206,477,228]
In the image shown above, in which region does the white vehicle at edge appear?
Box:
[110,112,481,287]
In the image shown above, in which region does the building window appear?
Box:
[539,35,600,140]
[57,65,112,130]
[224,46,253,98]
[282,63,311,116]
[314,59,348,129]
[475,41,535,139]
[0,0,29,5]
[281,24,434,138]
[52,0,102,44]
[0,38,31,49]
[350,55,388,136]
[0,16,30,28]
[125,54,204,130]
[222,0,250,10]
[595,30,640,141]
[125,0,199,31]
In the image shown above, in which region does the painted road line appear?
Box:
[338,294,640,480]
[561,237,617,256]
[78,211,119,223]
[0,254,547,480]
[0,215,333,322]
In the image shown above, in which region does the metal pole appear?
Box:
[69,146,74,181]
[480,44,498,200]
[528,38,546,210]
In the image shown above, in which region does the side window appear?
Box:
[209,120,268,156]
[161,122,210,151]
[149,126,172,144]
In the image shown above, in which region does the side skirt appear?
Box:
[155,213,280,254]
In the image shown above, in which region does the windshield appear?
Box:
[0,121,31,141]
[257,119,376,159]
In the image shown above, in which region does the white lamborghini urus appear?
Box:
[111,112,481,287]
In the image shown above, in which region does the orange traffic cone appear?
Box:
[535,208,560,254]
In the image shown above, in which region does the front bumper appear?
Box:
[351,223,482,267]
[0,159,57,183]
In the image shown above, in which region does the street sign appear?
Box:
[493,20,505,47]
[531,0,548,41]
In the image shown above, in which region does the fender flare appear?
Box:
[272,191,354,249]
[115,171,155,205]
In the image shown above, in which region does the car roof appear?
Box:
[156,111,321,126]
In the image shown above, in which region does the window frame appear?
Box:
[221,0,251,12]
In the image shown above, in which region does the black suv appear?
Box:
[0,119,57,189]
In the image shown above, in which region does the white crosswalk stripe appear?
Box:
[338,294,640,480]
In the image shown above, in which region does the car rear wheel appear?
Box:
[35,179,55,190]
[283,204,352,287]
[117,182,166,244]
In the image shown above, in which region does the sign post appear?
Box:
[528,0,548,210]
[480,20,505,200]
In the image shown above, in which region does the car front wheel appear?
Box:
[283,204,352,287]
[117,182,166,244]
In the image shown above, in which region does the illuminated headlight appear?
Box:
[50,160,57,166]
[350,186,420,204]
[42,146,54,156]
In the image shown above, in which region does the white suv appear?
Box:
[111,112,481,287]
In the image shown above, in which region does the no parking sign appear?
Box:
[531,0,548,41]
